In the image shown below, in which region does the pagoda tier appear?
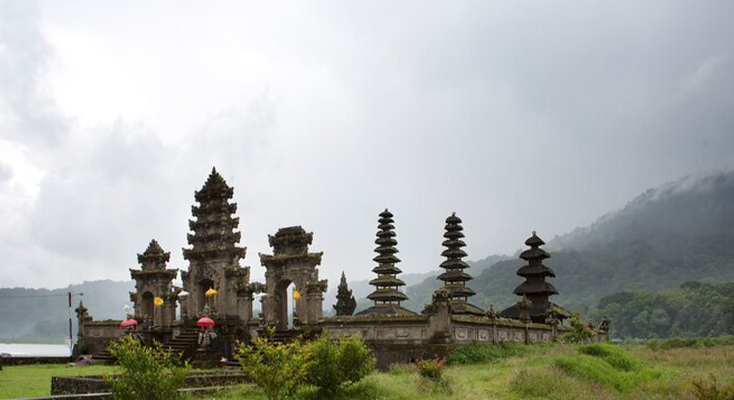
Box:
[137,239,170,270]
[357,209,415,316]
[131,239,178,280]
[183,168,247,261]
[433,213,484,316]
[500,232,570,323]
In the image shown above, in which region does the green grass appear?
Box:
[5,343,734,399]
[447,342,533,365]
[0,364,117,399]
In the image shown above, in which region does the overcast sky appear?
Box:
[1,0,733,289]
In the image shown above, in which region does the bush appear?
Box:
[447,342,527,365]
[692,374,734,400]
[559,313,595,343]
[107,335,189,400]
[303,332,375,395]
[236,330,308,400]
[415,358,446,382]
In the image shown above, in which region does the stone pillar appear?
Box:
[426,288,452,343]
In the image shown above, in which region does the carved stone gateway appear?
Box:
[129,240,178,328]
[259,226,327,329]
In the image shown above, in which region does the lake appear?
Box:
[0,343,71,357]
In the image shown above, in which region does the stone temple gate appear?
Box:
[259,227,327,329]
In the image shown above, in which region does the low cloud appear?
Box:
[1,0,734,289]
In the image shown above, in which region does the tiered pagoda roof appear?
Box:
[500,232,570,323]
[434,213,484,316]
[183,168,247,262]
[130,239,177,279]
[357,209,416,316]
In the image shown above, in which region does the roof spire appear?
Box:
[356,209,416,316]
[432,212,484,316]
[500,231,570,323]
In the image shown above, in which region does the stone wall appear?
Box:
[77,321,123,355]
[323,314,607,369]
[52,371,248,395]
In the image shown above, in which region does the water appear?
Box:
[0,343,71,358]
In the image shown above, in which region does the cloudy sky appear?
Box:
[1,1,733,289]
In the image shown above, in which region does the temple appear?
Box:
[75,168,606,369]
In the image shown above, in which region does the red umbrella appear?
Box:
[197,317,215,328]
[120,318,138,330]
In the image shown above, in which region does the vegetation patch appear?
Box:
[108,335,190,400]
[447,342,528,365]
[236,330,375,400]
[578,343,642,372]
[553,344,665,393]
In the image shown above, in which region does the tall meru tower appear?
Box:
[181,168,250,320]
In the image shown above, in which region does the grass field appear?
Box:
[1,344,732,399]
[211,344,734,400]
[0,364,117,399]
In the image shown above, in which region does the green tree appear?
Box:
[559,313,595,343]
[107,335,189,400]
[303,332,375,395]
[236,329,308,400]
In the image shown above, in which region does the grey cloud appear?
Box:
[0,161,11,183]
[1,0,734,289]
[0,0,68,147]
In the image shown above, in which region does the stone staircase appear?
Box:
[91,348,115,365]
[164,327,200,360]
[90,327,201,365]
[264,328,303,344]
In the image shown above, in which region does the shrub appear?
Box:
[415,358,451,394]
[558,313,595,343]
[303,332,375,395]
[107,335,189,400]
[236,330,308,400]
[447,342,526,365]
[692,374,734,400]
[415,358,446,382]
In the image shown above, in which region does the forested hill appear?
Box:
[403,171,734,315]
[0,280,134,341]
[550,171,734,251]
[589,281,734,338]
